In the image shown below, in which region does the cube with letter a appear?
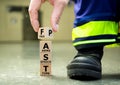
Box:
[40,41,52,52]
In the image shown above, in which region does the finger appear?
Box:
[50,0,67,32]
[28,0,42,32]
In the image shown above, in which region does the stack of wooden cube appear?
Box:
[38,27,53,76]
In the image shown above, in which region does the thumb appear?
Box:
[51,0,67,32]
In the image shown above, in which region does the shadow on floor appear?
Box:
[102,73,120,80]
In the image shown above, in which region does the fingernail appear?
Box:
[55,24,59,32]
[56,24,59,29]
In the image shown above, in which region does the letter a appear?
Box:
[43,43,49,50]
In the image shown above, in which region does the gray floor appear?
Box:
[0,41,120,85]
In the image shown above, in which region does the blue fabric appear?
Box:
[73,0,118,27]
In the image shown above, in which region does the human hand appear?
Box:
[28,0,68,32]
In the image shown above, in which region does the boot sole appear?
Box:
[67,68,101,80]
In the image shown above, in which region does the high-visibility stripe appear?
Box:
[72,21,118,41]
[73,39,116,46]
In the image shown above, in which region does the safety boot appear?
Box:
[67,47,103,80]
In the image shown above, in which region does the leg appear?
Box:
[67,21,119,80]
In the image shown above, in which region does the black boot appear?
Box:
[67,47,103,80]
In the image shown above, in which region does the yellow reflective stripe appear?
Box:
[72,21,118,41]
[73,39,116,46]
[106,43,120,48]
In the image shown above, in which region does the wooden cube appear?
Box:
[40,41,52,52]
[40,63,51,76]
[38,27,53,39]
[40,52,51,63]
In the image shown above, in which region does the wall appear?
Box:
[0,0,74,42]
[0,0,29,41]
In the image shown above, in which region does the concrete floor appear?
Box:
[0,41,120,85]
